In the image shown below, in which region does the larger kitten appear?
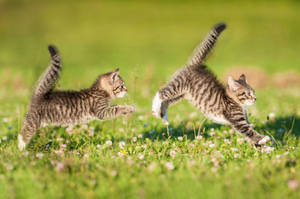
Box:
[152,23,270,147]
[18,45,135,150]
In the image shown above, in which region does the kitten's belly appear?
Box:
[205,113,229,125]
[185,93,229,125]
[41,114,96,127]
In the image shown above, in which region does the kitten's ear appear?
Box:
[228,76,240,91]
[110,68,120,82]
[113,68,120,74]
[239,74,247,83]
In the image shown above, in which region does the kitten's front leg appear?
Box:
[96,105,135,120]
[228,115,270,147]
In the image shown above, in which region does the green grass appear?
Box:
[0,0,300,198]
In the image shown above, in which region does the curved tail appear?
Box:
[188,22,226,66]
[33,45,62,99]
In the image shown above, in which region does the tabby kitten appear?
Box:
[152,23,270,147]
[18,45,135,150]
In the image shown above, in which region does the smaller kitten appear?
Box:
[18,45,135,150]
[152,23,271,147]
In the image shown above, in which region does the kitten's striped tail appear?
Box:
[188,22,226,66]
[33,45,61,99]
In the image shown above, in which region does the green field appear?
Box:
[0,0,300,198]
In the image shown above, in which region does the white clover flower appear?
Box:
[187,160,196,168]
[138,115,145,121]
[261,145,274,154]
[237,138,244,144]
[66,126,73,133]
[4,163,13,171]
[141,144,147,149]
[178,136,183,141]
[119,141,126,149]
[111,170,118,177]
[119,128,125,133]
[56,162,64,172]
[148,162,157,171]
[138,134,143,139]
[118,152,124,157]
[3,117,10,123]
[209,131,215,136]
[22,151,29,157]
[36,152,44,159]
[83,153,89,159]
[163,141,169,145]
[82,124,88,130]
[196,135,203,140]
[224,139,231,144]
[54,150,64,157]
[105,140,113,146]
[169,150,177,159]
[189,112,197,118]
[132,137,137,142]
[209,143,215,148]
[96,144,101,149]
[88,130,94,137]
[2,136,7,141]
[288,179,298,190]
[56,137,64,142]
[231,147,238,152]
[60,144,67,149]
[138,153,144,160]
[164,162,174,170]
[126,157,134,165]
[269,112,275,120]
[234,153,240,158]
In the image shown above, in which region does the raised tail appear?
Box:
[188,22,226,66]
[33,45,62,99]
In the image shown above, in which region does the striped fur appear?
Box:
[33,45,61,99]
[152,23,270,146]
[188,23,226,66]
[18,45,134,150]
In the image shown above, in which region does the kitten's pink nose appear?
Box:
[124,87,127,91]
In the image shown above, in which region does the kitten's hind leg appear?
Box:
[152,72,187,120]
[18,113,41,150]
[159,94,185,125]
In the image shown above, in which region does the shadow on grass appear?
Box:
[142,115,300,145]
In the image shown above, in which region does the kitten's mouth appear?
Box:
[244,100,255,106]
[116,91,127,98]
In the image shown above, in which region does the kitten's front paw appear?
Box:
[254,135,272,148]
[152,92,162,118]
[121,106,135,116]
[18,134,26,151]
[258,136,271,145]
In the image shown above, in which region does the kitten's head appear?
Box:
[226,74,256,106]
[94,68,127,98]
